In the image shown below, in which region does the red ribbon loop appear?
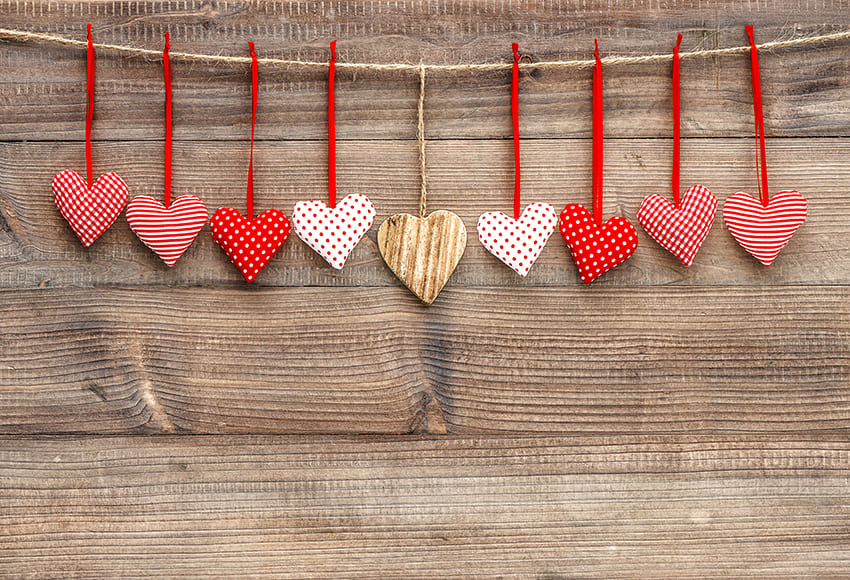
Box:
[247,41,258,219]
[163,33,172,208]
[511,42,521,220]
[85,24,94,188]
[591,39,603,227]
[328,40,337,208]
[672,33,682,206]
[746,25,770,206]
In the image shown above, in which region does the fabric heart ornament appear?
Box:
[378,210,466,304]
[126,195,208,266]
[638,184,717,267]
[52,169,128,247]
[477,202,557,277]
[722,190,807,267]
[210,208,291,282]
[292,193,376,270]
[559,204,638,284]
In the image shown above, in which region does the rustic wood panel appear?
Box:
[2,0,848,576]
[1,0,849,140]
[2,434,849,578]
[0,138,843,288]
[1,286,847,435]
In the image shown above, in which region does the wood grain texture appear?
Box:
[0,138,844,288]
[2,434,849,578]
[378,210,467,304]
[0,1,849,140]
[1,286,848,435]
[2,0,848,576]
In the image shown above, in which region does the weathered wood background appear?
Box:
[2,1,849,576]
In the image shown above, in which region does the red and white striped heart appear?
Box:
[52,169,128,247]
[559,204,638,284]
[126,195,208,267]
[292,194,376,269]
[722,190,807,267]
[638,184,717,267]
[210,208,291,282]
[477,202,557,277]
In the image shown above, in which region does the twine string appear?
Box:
[1,26,848,71]
[417,63,428,218]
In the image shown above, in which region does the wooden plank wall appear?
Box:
[2,1,849,576]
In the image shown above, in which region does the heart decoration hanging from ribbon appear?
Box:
[53,169,128,247]
[478,203,557,277]
[293,41,375,270]
[722,26,806,267]
[478,44,556,278]
[210,43,290,282]
[560,205,638,284]
[293,194,375,270]
[126,195,209,267]
[127,33,208,266]
[637,34,717,267]
[52,25,128,247]
[560,40,638,283]
[722,189,807,267]
[639,184,716,267]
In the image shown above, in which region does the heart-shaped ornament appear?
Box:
[126,195,208,266]
[52,169,129,247]
[477,202,557,277]
[559,204,638,284]
[210,208,291,282]
[638,184,717,267]
[292,194,376,269]
[378,210,467,304]
[722,190,807,267]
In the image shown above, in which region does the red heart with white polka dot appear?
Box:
[476,202,557,277]
[292,194,376,270]
[210,208,291,282]
[559,204,638,284]
[52,169,128,247]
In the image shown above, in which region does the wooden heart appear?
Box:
[378,210,467,305]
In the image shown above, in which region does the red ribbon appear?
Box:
[672,33,682,206]
[746,25,770,206]
[163,33,172,208]
[511,42,521,220]
[328,40,337,208]
[85,24,94,188]
[591,39,603,227]
[247,42,258,219]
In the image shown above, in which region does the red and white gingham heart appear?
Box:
[292,194,376,269]
[722,190,807,267]
[637,184,717,267]
[126,195,208,267]
[52,169,128,247]
[477,202,557,277]
[559,204,638,284]
[210,208,291,282]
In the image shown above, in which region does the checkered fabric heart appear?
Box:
[559,204,638,284]
[637,184,717,267]
[126,195,209,266]
[722,190,807,267]
[52,169,128,247]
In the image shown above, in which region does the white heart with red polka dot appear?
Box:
[292,194,376,269]
[476,202,557,277]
